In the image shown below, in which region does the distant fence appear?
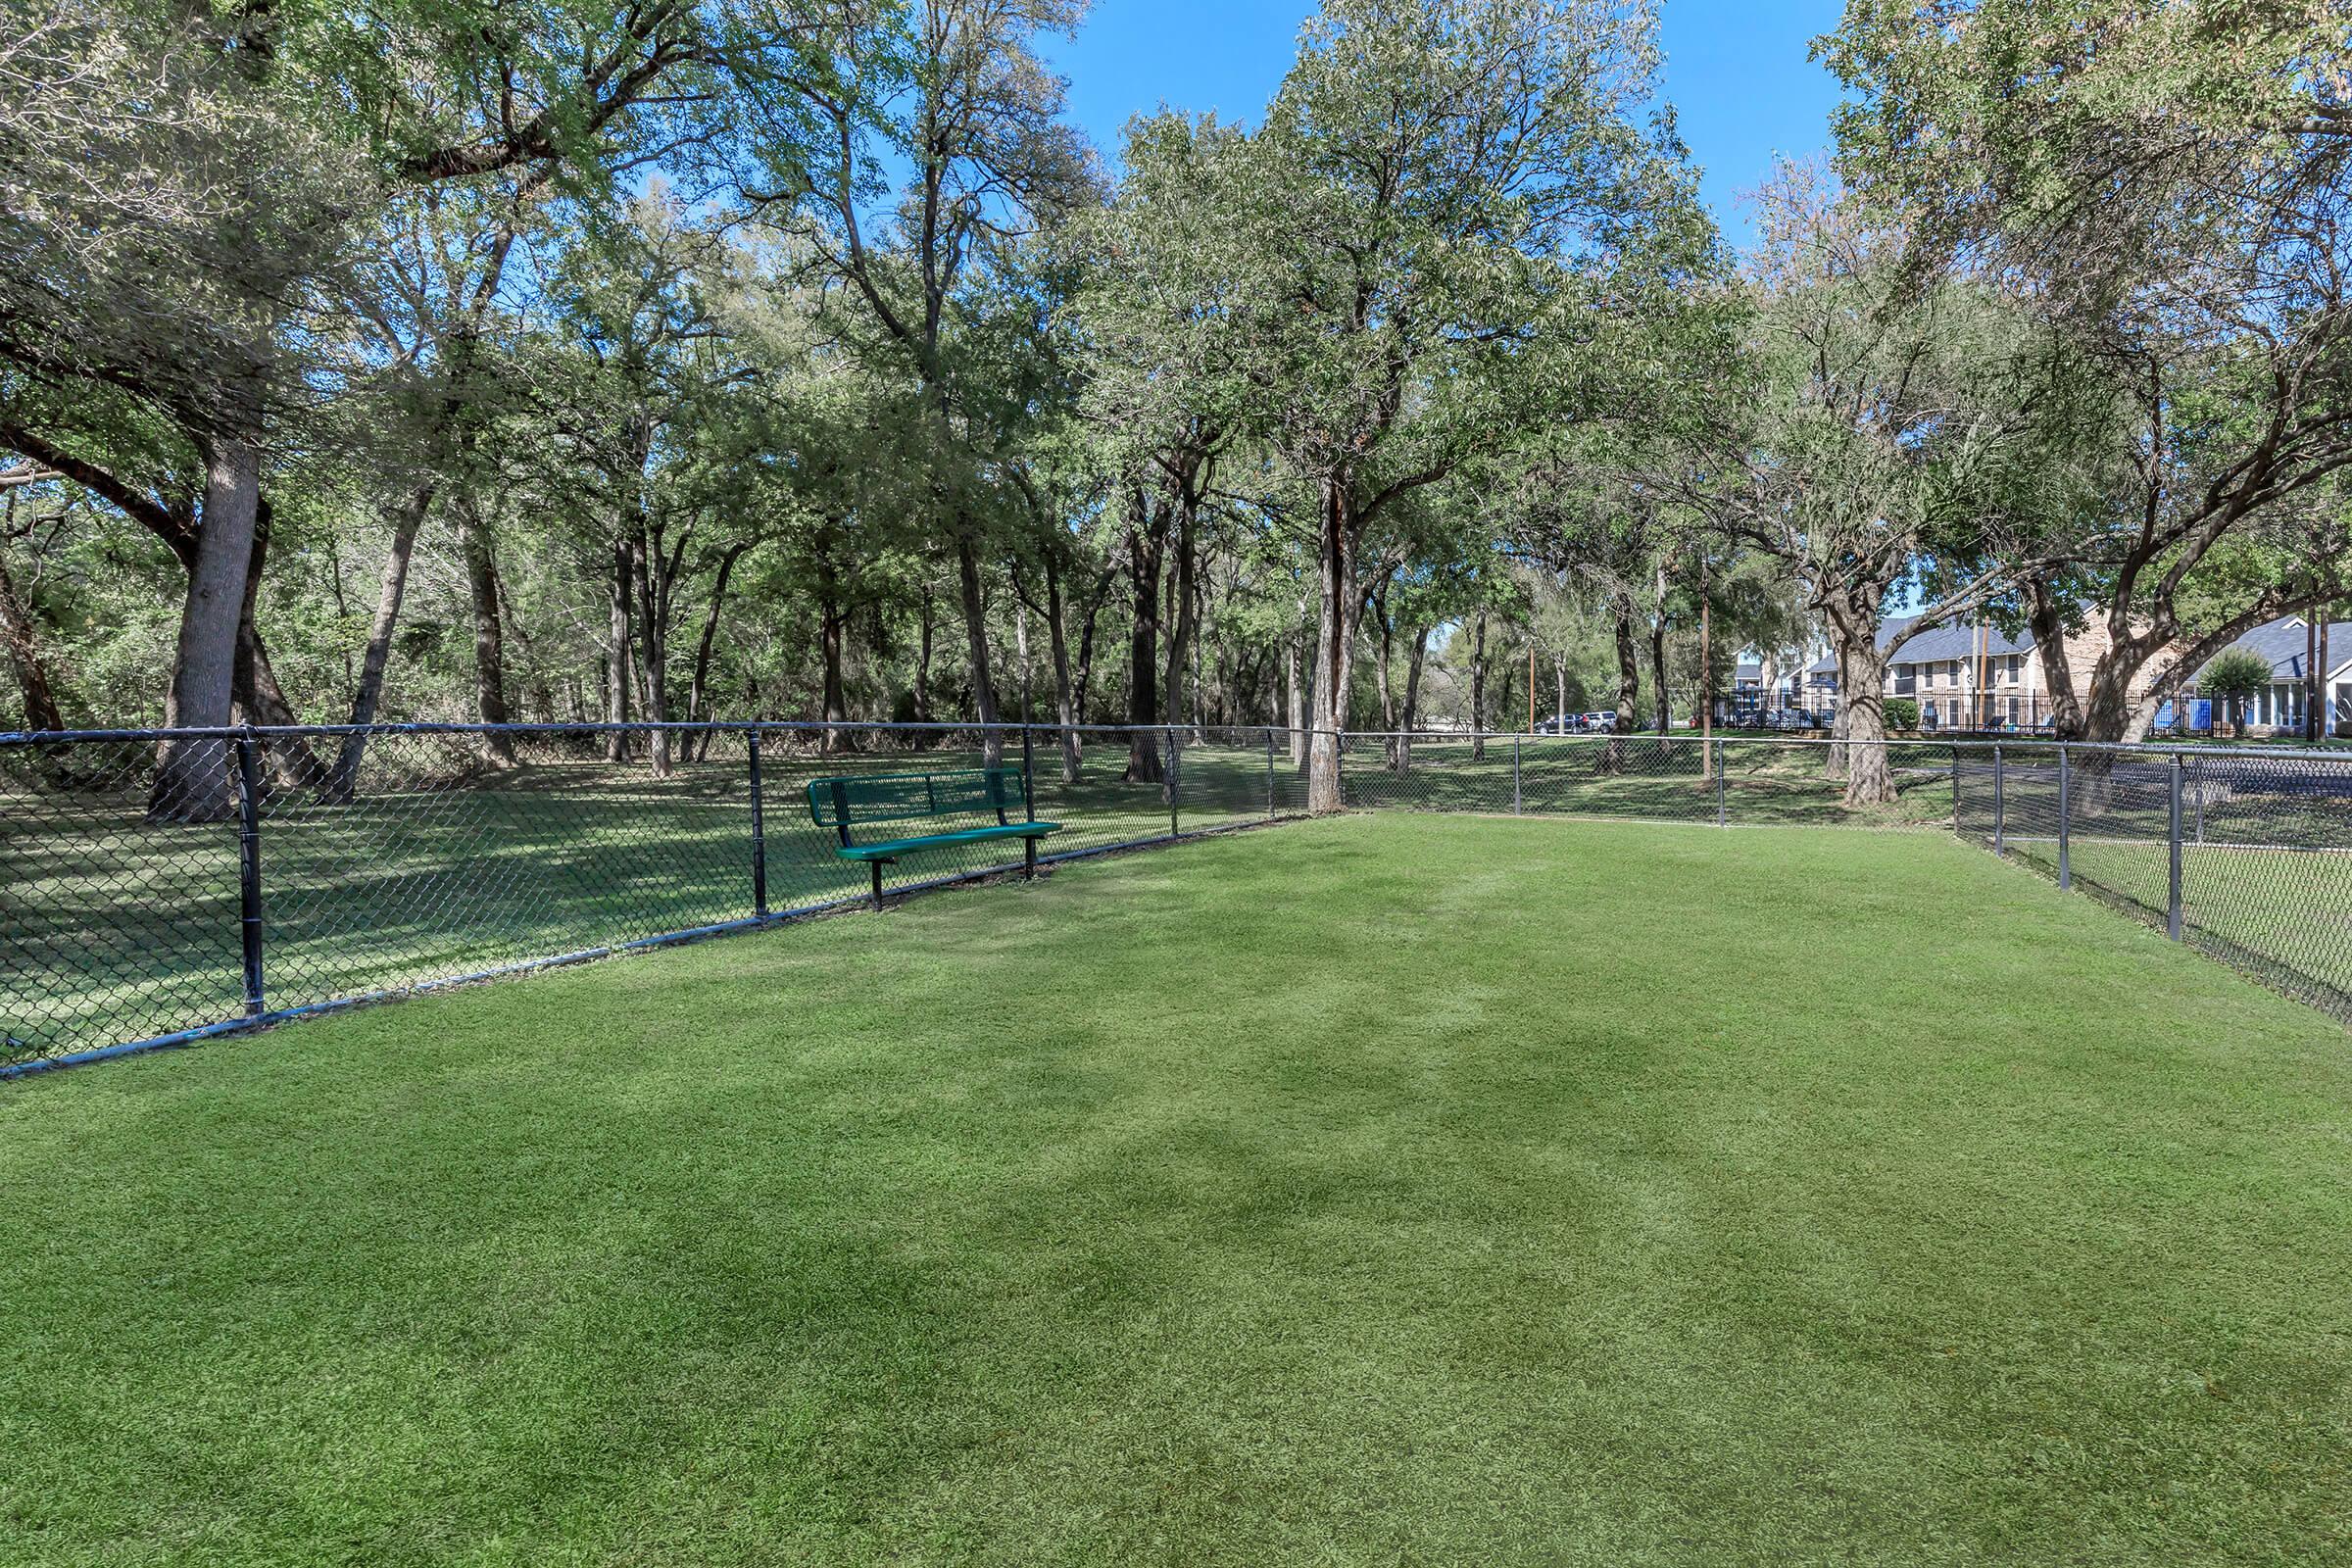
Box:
[1336,731,2352,1019]
[6,723,2350,1073]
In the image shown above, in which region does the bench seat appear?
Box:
[832,820,1061,861]
[807,765,1063,906]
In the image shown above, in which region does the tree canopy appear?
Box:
[3,0,2347,814]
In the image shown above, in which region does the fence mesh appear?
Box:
[8,724,2352,1070]
[2,722,1311,1068]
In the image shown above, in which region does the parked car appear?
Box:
[1584,711,1617,733]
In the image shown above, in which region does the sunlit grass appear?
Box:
[5,815,2347,1566]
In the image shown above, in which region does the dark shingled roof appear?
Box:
[1805,616,2031,675]
[1802,614,2351,684]
[2196,619,2352,681]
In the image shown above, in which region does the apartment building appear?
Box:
[2186,616,2352,734]
[1774,614,2168,732]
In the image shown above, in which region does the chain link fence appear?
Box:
[1955,744,2352,1017]
[3,721,1309,1071]
[9,723,2352,1072]
[1333,730,2352,1021]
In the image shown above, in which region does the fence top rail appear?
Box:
[1339,729,2352,761]
[8,720,2351,766]
[0,719,1286,747]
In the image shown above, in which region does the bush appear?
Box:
[1883,697,1920,731]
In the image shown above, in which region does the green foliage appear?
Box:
[2202,647,2275,734]
[1883,697,1920,731]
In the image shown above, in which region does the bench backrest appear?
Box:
[805,767,1027,835]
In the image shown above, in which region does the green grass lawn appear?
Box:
[5,816,2350,1567]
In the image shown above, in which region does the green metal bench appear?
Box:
[807,766,1061,907]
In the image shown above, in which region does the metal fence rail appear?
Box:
[1333,730,2352,1021]
[3,720,1307,1073]
[9,723,2352,1073]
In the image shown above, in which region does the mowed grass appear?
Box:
[4,815,2350,1567]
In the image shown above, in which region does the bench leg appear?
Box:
[870,859,885,910]
[1024,836,1037,881]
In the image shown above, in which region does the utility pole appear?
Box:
[2325,615,2335,740]
[2308,612,2321,742]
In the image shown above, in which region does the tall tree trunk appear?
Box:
[913,584,934,727]
[605,541,632,761]
[1649,561,1671,734]
[1397,624,1428,774]
[1825,598,1897,806]
[1285,627,1306,765]
[1825,644,1851,780]
[324,481,436,801]
[687,541,749,747]
[820,602,850,752]
[1373,579,1396,766]
[1125,491,1164,784]
[150,437,262,822]
[229,502,326,789]
[1160,502,1199,808]
[0,541,63,732]
[2023,576,2083,740]
[1469,612,1488,760]
[1607,589,1641,773]
[458,501,515,767]
[1012,586,1032,719]
[1070,560,1113,731]
[627,521,687,779]
[1304,477,1357,812]
[955,534,1003,766]
[1042,551,1080,783]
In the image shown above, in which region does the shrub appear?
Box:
[1883,697,1920,731]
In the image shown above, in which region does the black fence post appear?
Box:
[1512,735,1522,815]
[1992,743,2005,856]
[2168,751,2185,941]
[2057,745,2072,891]
[1950,744,1962,831]
[748,729,768,920]
[232,732,265,1016]
[1714,739,1727,828]
[1168,727,1180,839]
[1264,727,1275,820]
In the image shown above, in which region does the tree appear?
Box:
[2201,648,2273,739]
[739,0,1095,765]
[1224,0,1682,810]
[1699,167,2047,805]
[1,0,719,813]
[1824,0,2352,743]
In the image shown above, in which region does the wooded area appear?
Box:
[3,0,2347,816]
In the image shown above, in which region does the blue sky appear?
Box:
[1040,0,1848,250]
